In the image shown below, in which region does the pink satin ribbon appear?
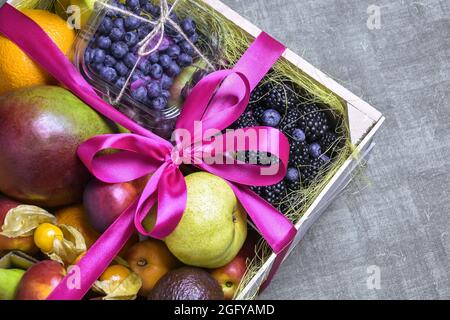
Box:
[0,4,297,300]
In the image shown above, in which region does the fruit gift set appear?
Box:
[0,0,384,300]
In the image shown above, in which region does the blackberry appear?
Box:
[300,157,329,186]
[249,83,268,105]
[264,83,297,114]
[250,185,264,196]
[262,180,287,205]
[279,108,302,134]
[298,104,330,142]
[289,140,310,167]
[320,131,340,156]
[251,103,267,122]
[232,112,258,129]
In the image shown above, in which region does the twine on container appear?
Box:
[96,0,215,105]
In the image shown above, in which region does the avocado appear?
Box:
[148,267,224,300]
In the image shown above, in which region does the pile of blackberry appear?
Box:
[232,82,343,207]
[84,0,198,111]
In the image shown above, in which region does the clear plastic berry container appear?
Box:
[72,0,216,139]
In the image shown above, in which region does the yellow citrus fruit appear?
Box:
[55,205,99,249]
[0,9,76,95]
[33,223,64,253]
[100,265,131,282]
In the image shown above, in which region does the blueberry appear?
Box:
[99,66,118,82]
[123,53,138,68]
[84,48,93,64]
[92,48,106,64]
[124,16,141,30]
[286,167,300,183]
[180,41,194,55]
[146,81,161,98]
[166,62,180,77]
[115,61,129,76]
[150,64,163,79]
[111,41,128,59]
[261,109,281,127]
[131,69,144,82]
[160,74,173,89]
[98,17,113,34]
[166,45,181,58]
[169,12,179,24]
[309,143,322,158]
[149,52,159,63]
[96,35,111,49]
[113,18,124,30]
[161,90,171,99]
[178,53,193,67]
[159,54,172,68]
[139,60,151,74]
[137,25,152,40]
[181,18,196,36]
[124,31,139,47]
[131,86,147,102]
[92,63,104,73]
[126,0,139,9]
[104,55,117,67]
[151,96,167,110]
[110,27,125,41]
[115,77,126,89]
[292,128,306,142]
[172,34,184,44]
[190,32,199,44]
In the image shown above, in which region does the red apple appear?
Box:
[0,196,37,254]
[211,255,247,300]
[83,179,140,233]
[16,260,66,300]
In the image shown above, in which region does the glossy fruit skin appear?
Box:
[211,255,247,300]
[0,86,117,207]
[16,260,66,300]
[148,267,224,300]
[100,265,130,282]
[125,239,179,297]
[55,205,100,249]
[164,172,247,269]
[83,179,139,233]
[34,223,64,253]
[0,10,75,95]
[0,196,38,253]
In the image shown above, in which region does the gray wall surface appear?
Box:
[220,0,450,300]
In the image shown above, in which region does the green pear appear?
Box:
[0,268,25,300]
[164,172,247,269]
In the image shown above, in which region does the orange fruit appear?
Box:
[0,9,76,95]
[55,205,100,249]
[100,265,131,282]
[124,239,180,296]
[34,223,64,253]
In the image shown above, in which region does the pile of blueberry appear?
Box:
[232,82,343,206]
[84,0,198,111]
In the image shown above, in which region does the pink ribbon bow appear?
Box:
[0,4,297,300]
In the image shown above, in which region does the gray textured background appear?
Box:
[220,0,450,299]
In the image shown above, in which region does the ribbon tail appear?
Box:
[230,183,296,254]
[47,203,136,300]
